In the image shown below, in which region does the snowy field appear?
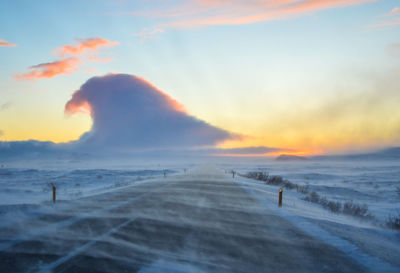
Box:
[0,160,184,206]
[220,157,400,271]
[1,157,399,230]
[0,157,399,272]
[221,158,400,224]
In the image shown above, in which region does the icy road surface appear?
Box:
[0,166,371,272]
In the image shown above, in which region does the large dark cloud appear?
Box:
[65,74,238,152]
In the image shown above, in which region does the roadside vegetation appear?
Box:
[386,213,400,231]
[242,171,383,224]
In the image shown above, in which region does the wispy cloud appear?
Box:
[55,38,119,57]
[381,7,400,17]
[16,37,118,81]
[133,28,164,42]
[369,7,400,28]
[131,0,375,30]
[88,55,113,63]
[0,39,17,47]
[368,18,400,28]
[15,58,81,81]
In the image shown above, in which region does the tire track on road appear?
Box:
[0,180,175,252]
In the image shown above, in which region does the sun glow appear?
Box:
[211,147,323,157]
[266,149,323,157]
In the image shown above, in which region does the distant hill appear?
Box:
[312,147,400,161]
[276,154,308,161]
[376,147,400,157]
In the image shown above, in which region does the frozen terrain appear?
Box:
[224,158,400,223]
[0,159,399,272]
[0,160,182,206]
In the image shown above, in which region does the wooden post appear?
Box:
[232,171,235,178]
[52,185,56,204]
[278,188,283,207]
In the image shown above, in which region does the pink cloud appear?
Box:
[133,28,164,42]
[88,55,113,63]
[15,58,81,81]
[383,7,400,17]
[368,18,400,28]
[0,39,17,47]
[131,0,375,29]
[55,38,119,57]
[370,7,400,28]
[15,37,118,81]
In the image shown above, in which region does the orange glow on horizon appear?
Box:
[211,148,323,157]
[211,153,274,157]
[215,136,324,157]
[266,149,323,157]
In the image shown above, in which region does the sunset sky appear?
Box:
[1,0,400,155]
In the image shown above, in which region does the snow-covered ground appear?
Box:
[218,158,400,270]
[0,157,399,271]
[1,157,399,224]
[233,173,400,270]
[220,158,400,224]
[0,159,188,205]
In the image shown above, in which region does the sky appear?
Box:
[1,0,400,156]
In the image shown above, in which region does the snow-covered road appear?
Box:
[0,166,374,272]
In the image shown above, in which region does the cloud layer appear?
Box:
[132,0,374,31]
[65,74,237,151]
[369,6,400,28]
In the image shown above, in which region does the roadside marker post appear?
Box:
[279,188,283,207]
[52,184,56,204]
